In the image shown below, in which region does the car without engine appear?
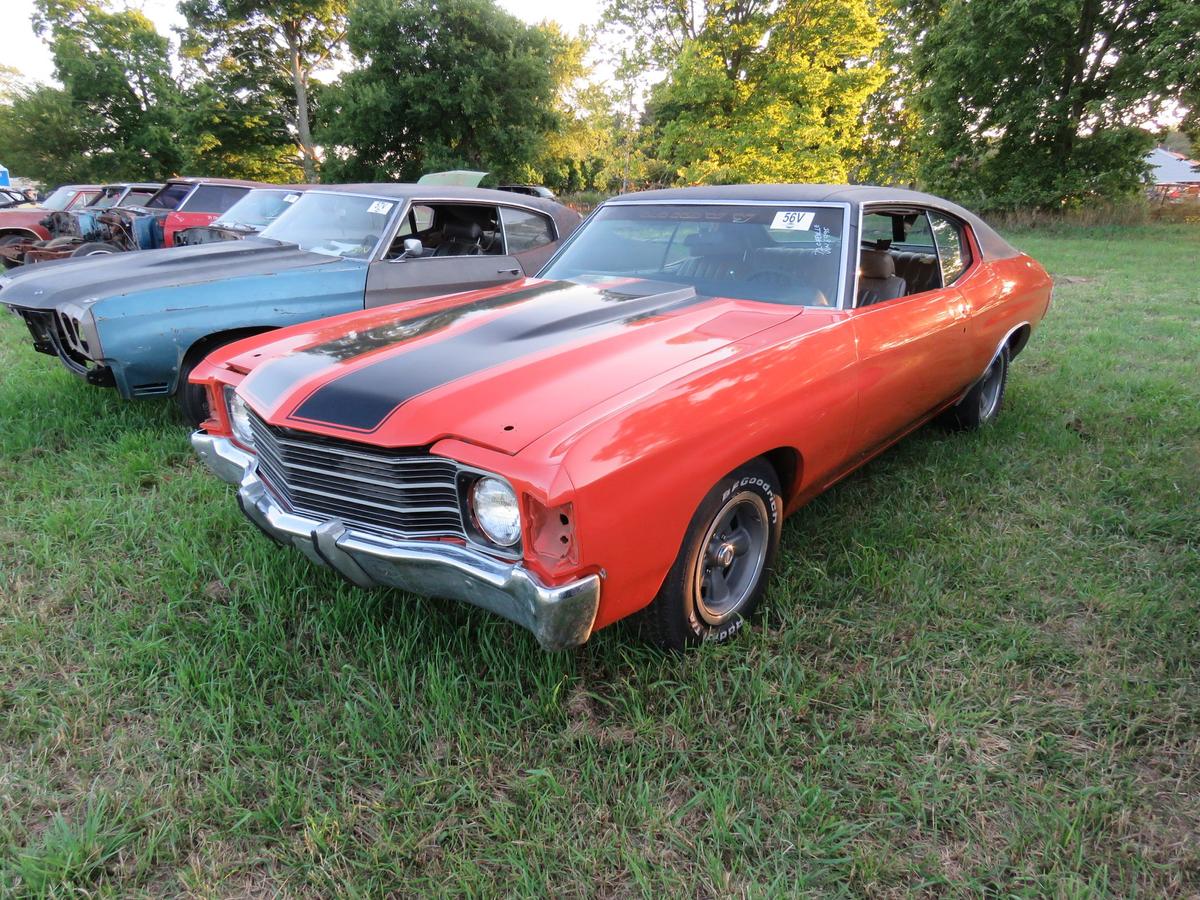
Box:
[187,184,1053,651]
[2,184,581,425]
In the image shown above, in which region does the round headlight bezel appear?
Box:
[223,385,256,449]
[470,475,522,548]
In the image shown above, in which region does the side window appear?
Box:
[500,206,554,253]
[928,212,972,284]
[386,203,501,258]
[181,185,250,214]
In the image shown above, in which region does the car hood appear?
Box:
[0,237,349,312]
[236,278,797,455]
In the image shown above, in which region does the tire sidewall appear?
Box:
[661,460,783,648]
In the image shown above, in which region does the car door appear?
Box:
[848,207,976,458]
[364,201,525,308]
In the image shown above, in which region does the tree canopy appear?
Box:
[316,0,562,183]
[912,0,1200,209]
[0,0,1196,209]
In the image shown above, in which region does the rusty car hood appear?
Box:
[234,277,797,455]
[0,237,350,312]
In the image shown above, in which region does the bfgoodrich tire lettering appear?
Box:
[645,459,782,650]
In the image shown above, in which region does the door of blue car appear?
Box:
[364,201,528,308]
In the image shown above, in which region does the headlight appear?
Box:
[223,386,255,449]
[470,476,521,547]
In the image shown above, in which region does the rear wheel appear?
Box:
[644,459,782,650]
[945,346,1008,430]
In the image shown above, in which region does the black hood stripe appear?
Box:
[286,280,704,432]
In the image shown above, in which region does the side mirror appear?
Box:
[398,238,424,260]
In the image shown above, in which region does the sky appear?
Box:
[6,0,605,85]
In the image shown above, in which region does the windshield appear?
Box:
[214,189,301,229]
[40,187,80,211]
[541,203,846,307]
[258,191,396,259]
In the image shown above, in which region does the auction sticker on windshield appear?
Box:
[367,201,394,215]
[771,210,815,231]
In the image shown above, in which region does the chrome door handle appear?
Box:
[498,267,520,275]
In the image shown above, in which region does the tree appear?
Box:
[852,1,928,186]
[180,0,348,181]
[913,0,1200,210]
[317,0,561,183]
[639,0,885,184]
[30,0,188,181]
[0,85,100,185]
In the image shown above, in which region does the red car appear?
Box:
[190,185,1052,651]
[143,177,272,246]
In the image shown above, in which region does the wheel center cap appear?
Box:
[714,542,737,567]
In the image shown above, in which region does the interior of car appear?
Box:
[385,203,505,259]
[856,208,971,307]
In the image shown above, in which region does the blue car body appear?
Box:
[2,239,367,397]
[1,185,581,408]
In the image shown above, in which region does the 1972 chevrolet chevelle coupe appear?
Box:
[190,185,1052,651]
[2,185,581,424]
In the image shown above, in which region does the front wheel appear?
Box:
[944,346,1008,430]
[644,459,782,650]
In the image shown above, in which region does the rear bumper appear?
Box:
[191,431,600,651]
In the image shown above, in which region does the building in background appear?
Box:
[1145,147,1200,202]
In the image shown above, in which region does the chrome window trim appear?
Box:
[538,198,854,309]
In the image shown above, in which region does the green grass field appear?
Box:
[1,224,1198,896]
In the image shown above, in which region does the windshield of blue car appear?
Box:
[40,187,80,211]
[540,203,846,307]
[258,191,395,259]
[214,190,301,230]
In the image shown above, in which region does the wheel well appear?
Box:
[0,228,40,241]
[762,447,803,502]
[178,327,278,391]
[1006,324,1031,359]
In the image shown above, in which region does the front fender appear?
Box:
[92,263,367,398]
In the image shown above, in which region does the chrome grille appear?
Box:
[248,412,465,540]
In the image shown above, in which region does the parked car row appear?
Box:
[1,182,1052,652]
[0,177,269,267]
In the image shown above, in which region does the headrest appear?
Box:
[443,221,482,241]
[859,249,895,279]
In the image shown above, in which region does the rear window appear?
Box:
[180,185,251,214]
[500,207,555,253]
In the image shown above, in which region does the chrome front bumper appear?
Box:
[191,432,600,650]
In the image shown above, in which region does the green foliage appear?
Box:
[317,0,561,183]
[913,0,1200,210]
[179,0,349,181]
[25,0,187,181]
[636,0,886,184]
[0,85,100,185]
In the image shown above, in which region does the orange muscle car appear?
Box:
[189,185,1052,650]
